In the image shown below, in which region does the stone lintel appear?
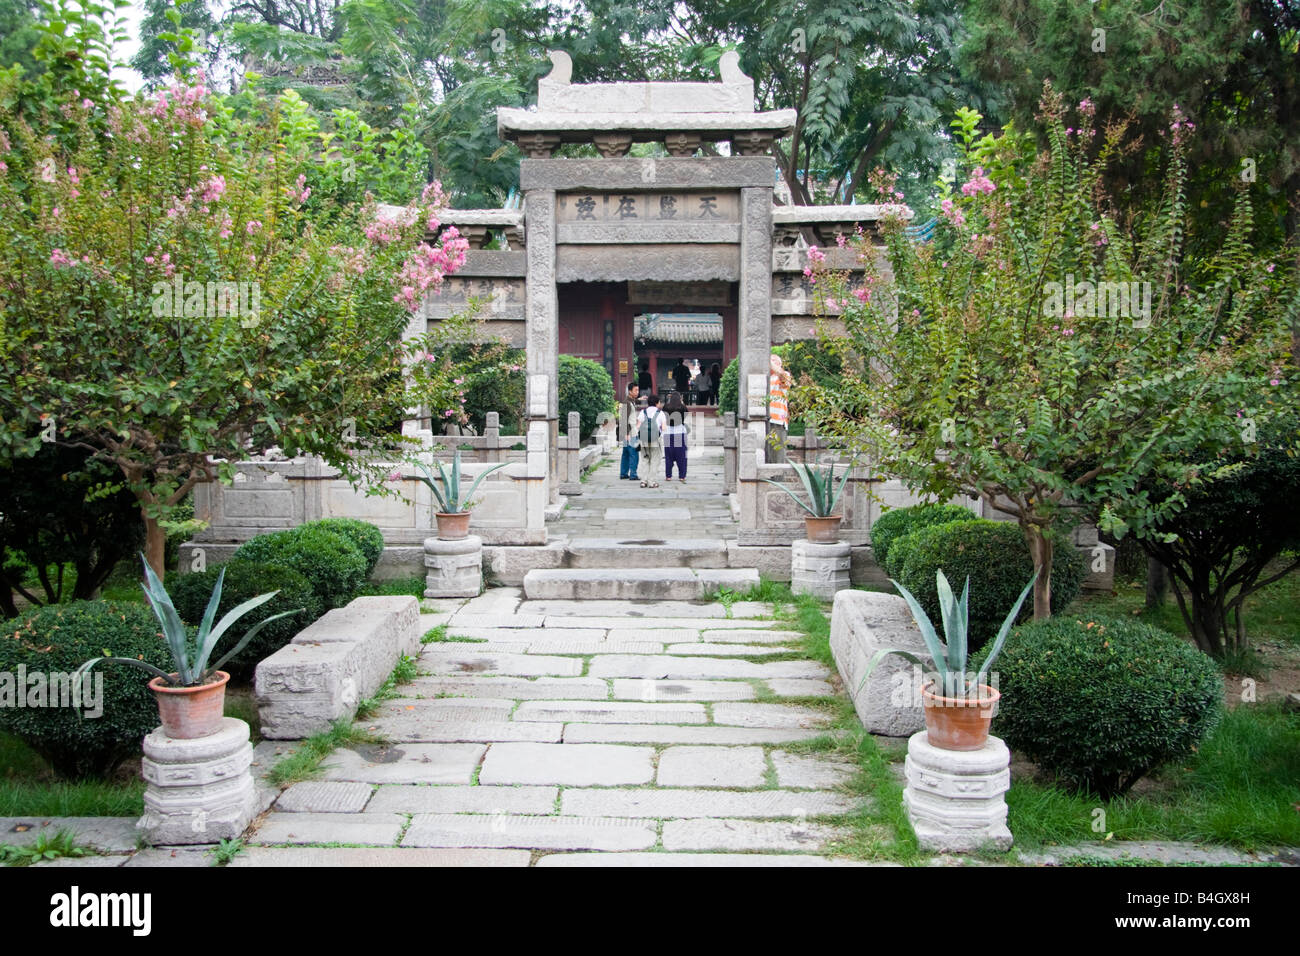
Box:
[451,250,528,277]
[520,157,777,191]
[556,244,739,283]
[556,222,740,245]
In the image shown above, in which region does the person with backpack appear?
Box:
[636,394,666,488]
[663,391,689,482]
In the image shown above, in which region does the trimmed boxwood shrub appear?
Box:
[871,502,975,573]
[232,526,367,609]
[718,358,738,415]
[0,601,172,779]
[896,519,1085,650]
[308,519,385,576]
[972,614,1223,798]
[558,354,616,440]
[168,561,322,680]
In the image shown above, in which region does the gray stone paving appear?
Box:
[239,589,871,865]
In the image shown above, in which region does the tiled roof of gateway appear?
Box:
[635,313,723,344]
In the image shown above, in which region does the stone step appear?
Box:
[523,567,759,601]
[566,537,729,569]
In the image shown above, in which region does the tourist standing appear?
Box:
[708,363,721,405]
[671,357,691,394]
[637,358,653,394]
[694,365,712,408]
[618,383,641,479]
[663,392,689,482]
[636,394,665,488]
[767,353,792,463]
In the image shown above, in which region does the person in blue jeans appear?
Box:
[618,383,641,479]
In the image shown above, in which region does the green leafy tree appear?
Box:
[801,90,1299,624]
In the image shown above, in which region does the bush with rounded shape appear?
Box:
[558,354,616,440]
[0,601,173,779]
[167,561,323,680]
[897,519,1084,649]
[232,526,367,608]
[871,502,975,571]
[972,614,1223,797]
[307,519,384,576]
[718,358,738,415]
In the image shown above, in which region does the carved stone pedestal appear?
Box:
[424,534,484,598]
[138,717,258,845]
[903,731,1013,852]
[791,538,851,600]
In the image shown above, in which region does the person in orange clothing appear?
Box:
[767,353,792,463]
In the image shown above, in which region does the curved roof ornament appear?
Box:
[543,49,572,85]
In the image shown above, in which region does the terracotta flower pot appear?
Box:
[149,671,229,739]
[804,514,843,543]
[435,511,471,540]
[921,681,1000,751]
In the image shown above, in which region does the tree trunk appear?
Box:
[1145,555,1168,610]
[1025,525,1054,620]
[142,510,167,581]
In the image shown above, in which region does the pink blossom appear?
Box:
[67,166,79,184]
[1078,98,1095,116]
[807,245,826,263]
[939,198,966,227]
[852,287,870,303]
[49,248,75,267]
[386,470,402,482]
[246,220,262,235]
[202,175,226,203]
[960,167,996,197]
[1266,263,1276,273]
[836,233,847,248]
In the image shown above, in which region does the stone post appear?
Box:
[523,184,559,502]
[723,411,738,494]
[424,535,484,598]
[483,411,501,463]
[559,410,583,495]
[138,717,259,845]
[903,732,1013,852]
[737,184,773,425]
[791,538,851,600]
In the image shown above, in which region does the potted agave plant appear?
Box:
[761,460,853,543]
[860,569,1037,750]
[413,450,510,540]
[76,556,300,739]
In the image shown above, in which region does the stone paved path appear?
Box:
[241,586,874,866]
[547,445,735,541]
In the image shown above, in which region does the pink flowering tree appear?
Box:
[800,87,1298,622]
[0,57,469,578]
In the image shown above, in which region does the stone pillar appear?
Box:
[424,535,484,598]
[483,411,501,463]
[138,717,259,845]
[722,411,737,494]
[791,538,851,600]
[737,184,773,425]
[523,183,559,501]
[559,410,582,496]
[903,732,1013,852]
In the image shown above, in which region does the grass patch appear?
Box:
[355,654,418,720]
[266,719,375,788]
[0,733,144,816]
[421,624,448,644]
[0,829,91,867]
[1008,702,1300,851]
[358,576,425,599]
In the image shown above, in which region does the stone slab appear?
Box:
[766,678,836,697]
[276,781,374,813]
[363,715,563,744]
[830,589,930,737]
[662,818,845,852]
[711,702,834,729]
[771,752,855,789]
[563,724,820,745]
[512,700,708,724]
[665,642,794,656]
[603,507,693,521]
[121,848,214,867]
[523,600,731,619]
[478,743,655,786]
[402,813,656,851]
[445,627,608,642]
[405,676,611,700]
[536,852,879,867]
[250,812,405,846]
[229,846,530,867]
[30,854,130,867]
[656,746,766,787]
[319,743,487,784]
[525,568,758,601]
[0,817,139,853]
[606,628,701,643]
[561,788,859,819]
[611,678,754,701]
[365,785,558,815]
[448,614,546,628]
[587,655,828,680]
[697,628,802,644]
[417,648,585,677]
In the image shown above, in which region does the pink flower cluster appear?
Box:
[202,175,226,204]
[289,173,311,205]
[960,168,995,197]
[939,198,966,227]
[151,82,209,127]
[49,248,75,268]
[393,231,469,310]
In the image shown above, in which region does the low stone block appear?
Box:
[478,743,655,786]
[656,746,766,787]
[791,539,852,600]
[319,743,486,784]
[276,781,373,813]
[249,812,405,846]
[424,535,484,598]
[830,589,931,737]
